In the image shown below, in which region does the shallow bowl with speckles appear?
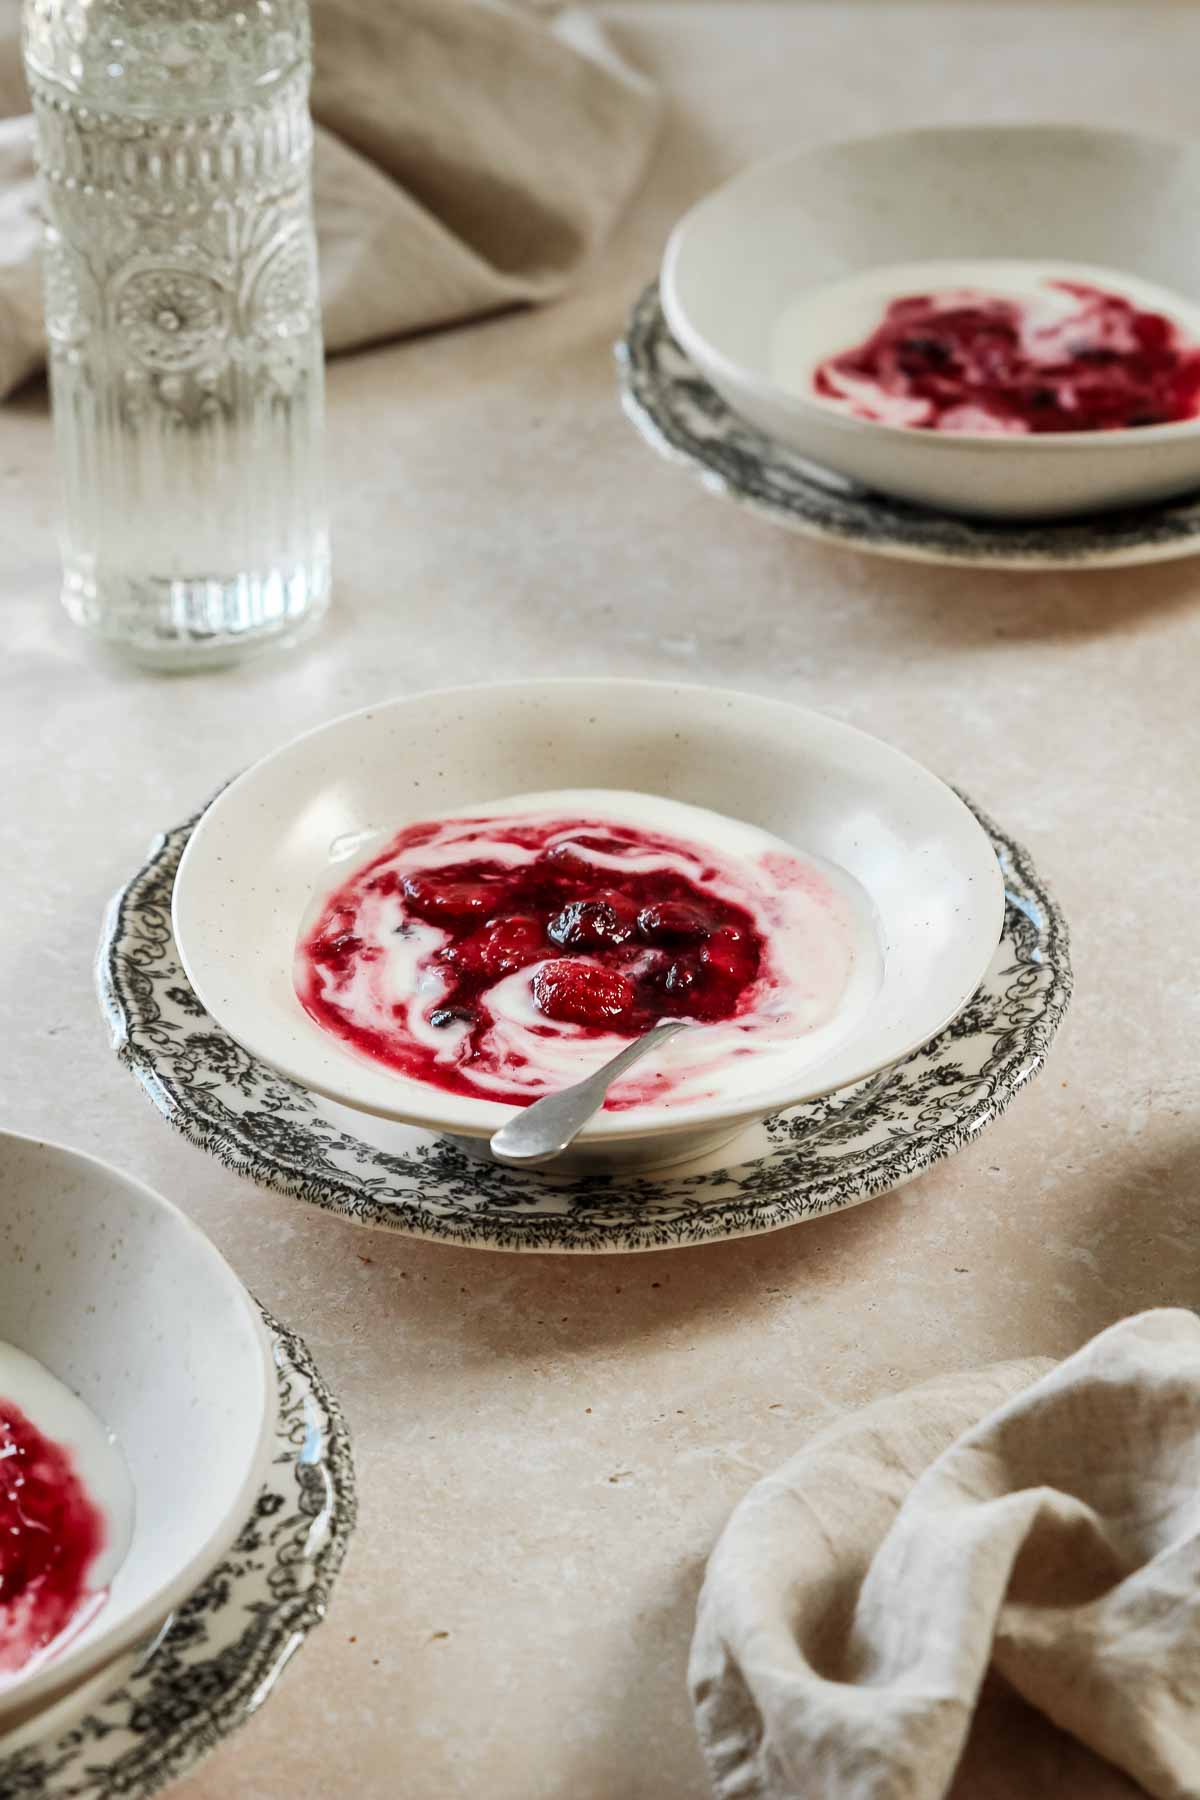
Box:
[663,125,1200,519]
[0,1132,275,1736]
[170,679,1004,1172]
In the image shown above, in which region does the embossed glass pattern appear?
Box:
[23,0,329,666]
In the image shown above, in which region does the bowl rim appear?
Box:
[0,1129,276,1727]
[661,120,1200,453]
[171,677,1006,1144]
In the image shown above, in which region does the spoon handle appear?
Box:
[489,1019,691,1169]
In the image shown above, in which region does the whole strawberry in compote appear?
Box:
[531,960,637,1028]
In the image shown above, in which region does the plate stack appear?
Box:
[0,1133,355,1798]
[620,125,1200,570]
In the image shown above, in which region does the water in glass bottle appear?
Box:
[22,0,330,667]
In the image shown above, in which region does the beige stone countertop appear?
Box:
[3,4,1200,1796]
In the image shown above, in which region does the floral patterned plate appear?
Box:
[96,795,1070,1254]
[0,1308,355,1800]
[616,282,1200,570]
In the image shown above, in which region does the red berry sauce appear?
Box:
[0,1401,106,1678]
[297,816,767,1106]
[814,280,1200,433]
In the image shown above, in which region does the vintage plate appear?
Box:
[617,283,1200,570]
[0,1307,355,1800]
[96,796,1070,1254]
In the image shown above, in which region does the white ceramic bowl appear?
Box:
[0,1132,275,1733]
[662,125,1200,519]
[172,680,1004,1170]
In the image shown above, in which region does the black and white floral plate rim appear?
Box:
[0,1307,355,1800]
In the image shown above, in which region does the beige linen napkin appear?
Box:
[692,1310,1200,1800]
[0,0,659,397]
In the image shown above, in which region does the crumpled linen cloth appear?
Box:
[0,0,659,397]
[691,1310,1200,1800]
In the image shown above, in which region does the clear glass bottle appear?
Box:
[22,0,329,668]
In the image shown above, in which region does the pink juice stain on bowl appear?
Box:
[813,280,1200,434]
[295,799,879,1113]
[0,1398,107,1679]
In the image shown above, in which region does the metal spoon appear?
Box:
[489,1018,692,1169]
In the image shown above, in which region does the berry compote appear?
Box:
[814,280,1200,433]
[0,1400,106,1678]
[295,795,872,1112]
